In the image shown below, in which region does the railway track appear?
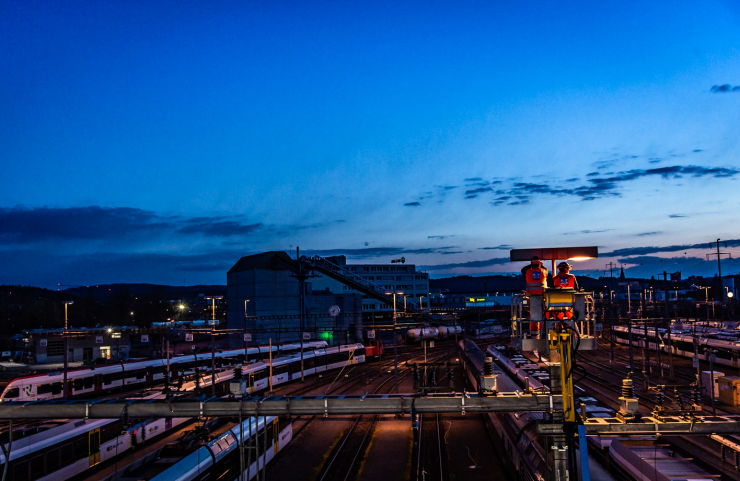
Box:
[314,349,459,481]
[415,413,445,481]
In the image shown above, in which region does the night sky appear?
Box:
[2,1,740,288]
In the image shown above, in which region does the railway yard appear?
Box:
[4,316,740,481]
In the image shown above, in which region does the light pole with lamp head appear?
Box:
[63,301,73,400]
[244,299,250,361]
[204,296,223,396]
[386,290,403,394]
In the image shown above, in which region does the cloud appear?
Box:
[619,255,740,278]
[478,245,513,250]
[464,187,493,195]
[0,248,243,287]
[635,231,662,237]
[711,85,740,93]
[603,239,740,257]
[404,202,421,207]
[464,177,482,181]
[305,246,457,259]
[0,206,173,243]
[421,256,510,270]
[563,229,613,235]
[428,235,455,240]
[179,219,263,237]
[669,214,687,218]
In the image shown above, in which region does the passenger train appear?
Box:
[613,325,740,368]
[0,341,328,402]
[0,343,364,481]
[143,415,291,481]
[458,339,547,481]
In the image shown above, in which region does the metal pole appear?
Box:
[245,299,250,361]
[262,416,268,481]
[717,239,724,301]
[268,339,273,394]
[694,335,701,393]
[393,294,399,394]
[628,320,634,369]
[246,417,253,481]
[298,248,305,383]
[166,340,170,382]
[63,335,68,400]
[239,410,244,481]
[211,327,216,396]
[710,348,717,416]
[1,420,12,481]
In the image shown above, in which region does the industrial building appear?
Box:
[21,326,138,363]
[226,251,363,345]
[310,255,430,312]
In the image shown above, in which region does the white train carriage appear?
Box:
[264,343,365,387]
[613,325,740,368]
[0,341,328,402]
[137,416,291,481]
[0,342,363,481]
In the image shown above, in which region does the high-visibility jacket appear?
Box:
[524,263,548,295]
[553,273,576,289]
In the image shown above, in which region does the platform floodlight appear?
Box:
[510,246,598,272]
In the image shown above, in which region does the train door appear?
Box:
[94,374,103,391]
[89,428,101,466]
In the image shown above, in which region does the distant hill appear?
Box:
[430,274,615,295]
[61,283,226,303]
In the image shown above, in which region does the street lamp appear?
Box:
[385,290,404,394]
[178,304,186,321]
[204,296,223,323]
[63,301,74,331]
[62,301,74,400]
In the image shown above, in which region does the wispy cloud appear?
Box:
[563,229,613,235]
[635,231,662,237]
[603,239,740,257]
[421,256,510,270]
[478,245,513,250]
[428,235,455,240]
[404,202,421,207]
[711,84,740,93]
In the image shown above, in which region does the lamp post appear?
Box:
[244,299,250,360]
[63,301,73,400]
[204,296,224,396]
[386,291,403,394]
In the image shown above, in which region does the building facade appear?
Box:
[226,252,363,345]
[309,256,430,312]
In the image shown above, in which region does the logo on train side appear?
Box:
[23,386,32,397]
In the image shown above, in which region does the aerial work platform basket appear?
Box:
[511,291,597,352]
[508,245,600,354]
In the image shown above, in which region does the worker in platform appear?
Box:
[521,256,548,295]
[553,262,578,290]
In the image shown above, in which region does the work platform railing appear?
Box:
[511,290,597,352]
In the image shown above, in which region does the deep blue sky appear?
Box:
[2,1,740,288]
